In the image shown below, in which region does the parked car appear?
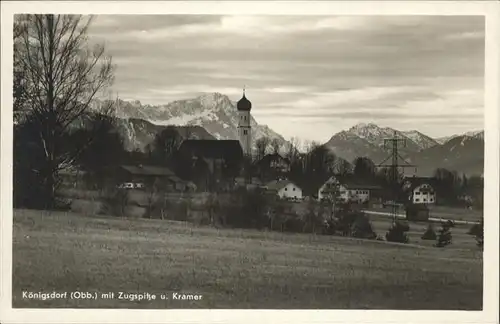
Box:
[134,183,145,189]
[117,182,134,189]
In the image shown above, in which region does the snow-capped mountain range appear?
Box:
[324,123,484,176]
[92,93,288,152]
[435,130,484,144]
[88,94,482,176]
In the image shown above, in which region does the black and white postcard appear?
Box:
[1,1,499,324]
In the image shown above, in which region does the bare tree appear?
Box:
[320,178,341,220]
[152,126,181,164]
[285,136,300,163]
[15,14,114,208]
[270,138,281,155]
[255,136,271,161]
[335,159,353,176]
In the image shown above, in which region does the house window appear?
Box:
[423,198,427,202]
[415,191,420,195]
[293,187,296,191]
[430,198,434,202]
[285,188,287,191]
[243,130,248,135]
[415,198,420,202]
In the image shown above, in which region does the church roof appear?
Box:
[178,139,243,160]
[237,92,252,111]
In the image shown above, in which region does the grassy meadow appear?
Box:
[12,209,483,309]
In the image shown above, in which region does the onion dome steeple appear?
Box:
[237,87,252,111]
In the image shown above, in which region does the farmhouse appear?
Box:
[265,180,303,200]
[59,166,87,189]
[317,175,381,204]
[176,139,243,191]
[255,153,291,181]
[115,165,187,191]
[403,176,436,204]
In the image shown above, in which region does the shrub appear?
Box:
[334,209,359,237]
[467,221,482,236]
[223,189,271,229]
[351,214,377,239]
[100,188,129,217]
[386,221,410,243]
[435,223,452,247]
[473,219,484,249]
[421,224,437,240]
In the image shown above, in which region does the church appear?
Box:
[175,89,254,191]
[236,88,252,156]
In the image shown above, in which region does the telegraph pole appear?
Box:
[376,131,417,223]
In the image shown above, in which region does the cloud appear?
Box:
[87,15,484,142]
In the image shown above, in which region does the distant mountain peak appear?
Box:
[324,123,483,177]
[93,93,288,153]
[436,130,484,144]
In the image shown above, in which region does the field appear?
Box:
[12,209,483,309]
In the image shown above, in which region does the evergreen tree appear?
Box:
[385,221,410,243]
[421,223,437,240]
[435,223,452,247]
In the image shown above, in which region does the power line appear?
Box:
[376,131,417,222]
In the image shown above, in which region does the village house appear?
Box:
[255,153,291,181]
[403,176,436,204]
[317,175,381,204]
[176,139,244,192]
[115,165,188,191]
[264,179,303,200]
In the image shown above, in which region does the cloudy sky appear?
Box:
[88,15,484,142]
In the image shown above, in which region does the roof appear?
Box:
[256,153,290,166]
[265,179,299,191]
[320,174,382,190]
[167,175,186,183]
[237,93,252,111]
[119,165,175,177]
[178,139,243,160]
[403,176,437,191]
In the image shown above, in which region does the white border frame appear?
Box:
[1,1,499,324]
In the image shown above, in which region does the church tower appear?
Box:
[237,88,252,156]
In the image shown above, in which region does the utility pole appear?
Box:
[376,131,417,223]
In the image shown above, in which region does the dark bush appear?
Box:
[223,189,271,229]
[467,221,482,236]
[335,209,359,236]
[445,220,456,228]
[386,221,410,243]
[435,223,452,247]
[421,223,437,240]
[351,214,377,239]
[471,219,484,249]
[100,188,129,217]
